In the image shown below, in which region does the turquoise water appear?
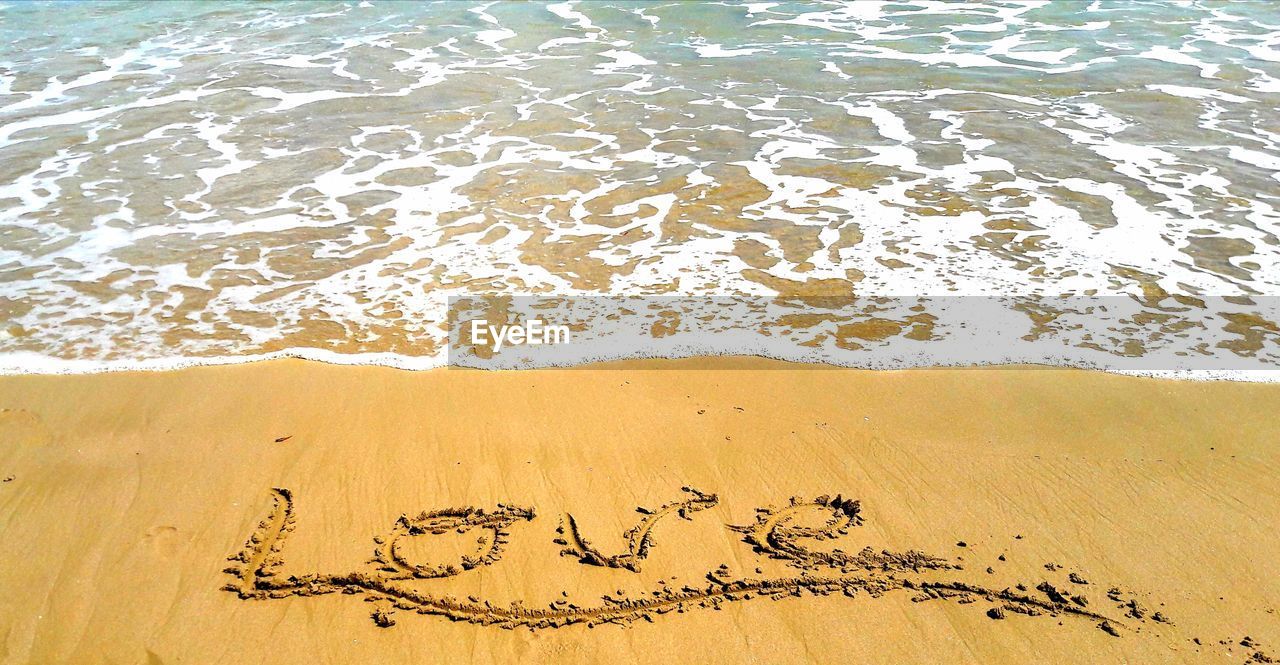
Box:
[0,1,1277,373]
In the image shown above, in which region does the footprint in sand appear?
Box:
[0,408,52,447]
[144,526,182,558]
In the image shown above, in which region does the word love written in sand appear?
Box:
[224,487,1155,634]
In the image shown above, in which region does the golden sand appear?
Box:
[1,358,1278,663]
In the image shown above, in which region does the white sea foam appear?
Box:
[0,1,1277,379]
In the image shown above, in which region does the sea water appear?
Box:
[0,1,1277,377]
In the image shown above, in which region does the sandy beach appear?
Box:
[3,2,1280,663]
[1,358,1277,663]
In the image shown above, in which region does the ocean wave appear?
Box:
[0,1,1277,377]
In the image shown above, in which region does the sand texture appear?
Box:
[0,358,1278,663]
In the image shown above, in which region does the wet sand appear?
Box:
[1,358,1278,663]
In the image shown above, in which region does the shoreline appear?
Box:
[4,2,1280,663]
[2,357,1278,662]
[1,349,1278,383]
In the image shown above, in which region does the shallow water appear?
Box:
[0,1,1277,374]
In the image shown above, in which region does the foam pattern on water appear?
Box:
[0,1,1277,376]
